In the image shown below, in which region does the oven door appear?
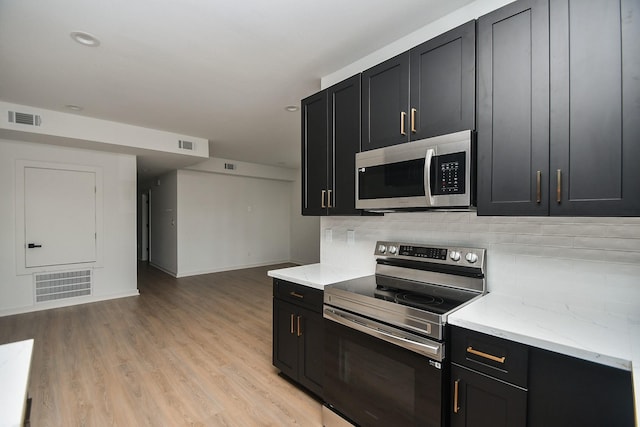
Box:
[324,312,446,427]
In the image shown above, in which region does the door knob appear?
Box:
[27,243,42,248]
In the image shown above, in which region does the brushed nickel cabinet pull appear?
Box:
[290,314,295,334]
[289,291,304,299]
[466,346,506,364]
[321,190,326,208]
[401,111,407,136]
[556,169,562,203]
[536,170,542,203]
[411,108,417,133]
[453,379,460,414]
[327,189,333,208]
[297,316,302,337]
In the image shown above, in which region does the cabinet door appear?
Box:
[272,298,299,380]
[297,306,324,398]
[528,347,635,427]
[476,0,550,216]
[301,91,328,215]
[328,74,361,215]
[451,364,527,427]
[361,52,410,151]
[549,0,640,216]
[410,20,475,140]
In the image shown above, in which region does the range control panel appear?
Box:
[375,241,485,267]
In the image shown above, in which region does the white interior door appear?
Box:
[24,167,97,268]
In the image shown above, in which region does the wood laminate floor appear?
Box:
[0,263,323,426]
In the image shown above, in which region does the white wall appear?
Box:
[175,169,292,277]
[0,139,138,316]
[321,214,640,315]
[149,171,178,275]
[290,172,320,265]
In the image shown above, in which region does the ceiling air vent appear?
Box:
[8,111,42,126]
[178,140,194,150]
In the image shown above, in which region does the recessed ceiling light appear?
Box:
[65,104,83,111]
[285,105,299,112]
[70,31,100,47]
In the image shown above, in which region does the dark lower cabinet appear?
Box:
[450,326,528,427]
[451,326,635,427]
[272,279,324,397]
[450,364,527,427]
[528,347,635,427]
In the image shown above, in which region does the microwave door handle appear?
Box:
[424,148,436,207]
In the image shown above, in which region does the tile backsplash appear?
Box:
[321,213,640,316]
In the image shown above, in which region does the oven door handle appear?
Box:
[324,307,443,361]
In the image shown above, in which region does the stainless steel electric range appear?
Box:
[322,241,487,427]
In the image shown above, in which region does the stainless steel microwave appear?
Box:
[355,130,474,211]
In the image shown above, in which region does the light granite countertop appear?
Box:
[448,292,639,426]
[0,339,34,427]
[267,263,370,290]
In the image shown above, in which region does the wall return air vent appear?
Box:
[34,269,92,303]
[8,111,42,126]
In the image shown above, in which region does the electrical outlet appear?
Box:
[347,230,355,245]
[325,228,333,243]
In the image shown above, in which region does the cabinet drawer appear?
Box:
[273,279,323,313]
[451,326,528,388]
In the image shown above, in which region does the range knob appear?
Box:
[465,252,478,264]
[389,245,398,255]
[450,251,461,261]
[378,244,387,254]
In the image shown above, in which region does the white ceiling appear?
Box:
[0,0,475,175]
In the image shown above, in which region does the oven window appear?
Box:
[325,320,444,427]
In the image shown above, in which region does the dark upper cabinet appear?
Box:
[361,21,476,151]
[478,0,640,216]
[549,0,640,216]
[301,75,361,216]
[410,20,476,140]
[361,52,410,150]
[301,90,328,216]
[476,0,550,216]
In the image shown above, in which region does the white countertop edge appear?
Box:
[0,338,34,427]
[267,263,370,290]
[448,316,631,371]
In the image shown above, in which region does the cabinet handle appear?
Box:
[400,111,407,135]
[289,291,304,299]
[466,346,506,364]
[536,170,541,203]
[297,316,303,337]
[290,314,295,334]
[321,190,326,208]
[411,108,417,133]
[556,169,562,203]
[327,189,333,208]
[453,379,460,414]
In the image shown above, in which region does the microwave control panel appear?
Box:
[432,152,465,195]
